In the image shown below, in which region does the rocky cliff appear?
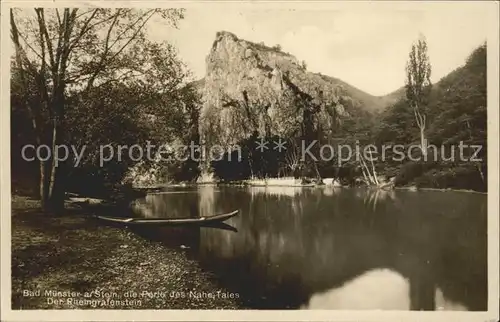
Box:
[197,31,396,148]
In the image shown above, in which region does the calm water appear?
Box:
[130,186,487,310]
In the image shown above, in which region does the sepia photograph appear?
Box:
[1,1,499,321]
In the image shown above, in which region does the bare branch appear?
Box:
[56,9,62,27]
[85,9,156,91]
[107,9,154,50]
[67,9,99,52]
[83,10,121,91]
[75,8,97,20]
[109,9,156,58]
[36,10,52,117]
[35,9,56,70]
[16,29,49,66]
[11,9,43,144]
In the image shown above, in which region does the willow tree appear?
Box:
[10,8,184,212]
[405,35,432,158]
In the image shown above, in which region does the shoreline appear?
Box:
[133,182,487,194]
[11,195,243,310]
[393,186,487,194]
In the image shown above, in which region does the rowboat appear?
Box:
[95,210,239,226]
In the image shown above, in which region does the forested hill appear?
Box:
[375,43,487,191]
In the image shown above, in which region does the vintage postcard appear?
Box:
[1,1,499,321]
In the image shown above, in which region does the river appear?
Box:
[129,185,487,310]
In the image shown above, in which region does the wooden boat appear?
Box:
[95,210,239,226]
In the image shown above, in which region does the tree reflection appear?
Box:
[196,186,487,310]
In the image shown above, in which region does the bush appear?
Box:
[415,164,486,191]
[393,160,441,185]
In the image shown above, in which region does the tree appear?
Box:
[426,43,487,187]
[272,44,282,51]
[405,35,432,158]
[10,8,184,212]
[284,138,301,177]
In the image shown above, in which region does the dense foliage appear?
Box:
[374,44,487,191]
[10,8,201,203]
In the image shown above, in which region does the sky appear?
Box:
[149,3,491,96]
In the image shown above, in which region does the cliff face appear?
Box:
[198,31,391,147]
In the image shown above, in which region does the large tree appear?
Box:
[405,35,432,158]
[10,8,185,212]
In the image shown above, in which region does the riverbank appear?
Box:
[394,186,487,194]
[147,180,486,194]
[11,195,242,309]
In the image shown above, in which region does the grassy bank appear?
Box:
[11,195,242,309]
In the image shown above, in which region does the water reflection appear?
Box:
[249,186,305,198]
[302,269,411,310]
[131,188,221,219]
[301,268,469,310]
[131,186,487,310]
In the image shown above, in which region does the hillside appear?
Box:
[376,43,487,191]
[311,73,403,112]
[377,87,406,109]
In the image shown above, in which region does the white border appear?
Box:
[1,1,499,321]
